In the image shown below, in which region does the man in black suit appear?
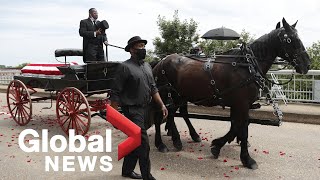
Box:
[79,8,108,63]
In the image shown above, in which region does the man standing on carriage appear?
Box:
[110,36,168,180]
[79,8,108,62]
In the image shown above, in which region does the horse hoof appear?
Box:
[191,134,202,142]
[211,146,221,159]
[173,141,183,151]
[158,144,169,153]
[241,157,258,170]
[250,163,258,170]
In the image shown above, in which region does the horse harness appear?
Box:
[201,47,284,122]
[154,46,284,123]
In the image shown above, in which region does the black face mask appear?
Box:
[135,48,146,60]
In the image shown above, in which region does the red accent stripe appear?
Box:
[27,63,77,67]
[21,69,63,75]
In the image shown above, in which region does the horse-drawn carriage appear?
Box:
[6,49,120,135]
[5,18,311,170]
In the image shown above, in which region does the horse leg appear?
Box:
[167,108,183,151]
[171,120,183,151]
[154,112,169,153]
[211,107,238,159]
[165,117,172,136]
[180,103,201,142]
[237,106,258,169]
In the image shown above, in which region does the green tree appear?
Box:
[145,49,160,63]
[153,10,199,59]
[199,29,255,56]
[15,62,29,69]
[307,41,320,70]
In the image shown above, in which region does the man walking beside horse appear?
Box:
[110,36,168,180]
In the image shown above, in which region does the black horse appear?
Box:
[151,18,310,169]
[149,61,202,153]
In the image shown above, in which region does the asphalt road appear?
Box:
[0,93,319,180]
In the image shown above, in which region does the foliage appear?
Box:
[153,10,199,59]
[307,41,320,70]
[145,49,160,63]
[198,29,255,56]
[0,63,29,69]
[15,62,29,69]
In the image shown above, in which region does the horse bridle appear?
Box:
[277,30,306,68]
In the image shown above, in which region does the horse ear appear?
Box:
[292,20,298,28]
[276,22,281,29]
[282,18,291,31]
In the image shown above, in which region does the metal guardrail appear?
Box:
[1,68,320,103]
[264,70,320,103]
[0,69,21,85]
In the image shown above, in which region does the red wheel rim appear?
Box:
[6,80,32,126]
[56,87,91,135]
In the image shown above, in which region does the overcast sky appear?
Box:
[0,0,319,66]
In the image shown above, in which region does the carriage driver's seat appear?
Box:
[55,49,85,80]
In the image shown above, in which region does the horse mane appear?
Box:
[149,60,160,68]
[249,28,281,60]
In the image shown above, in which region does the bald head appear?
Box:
[89,8,98,20]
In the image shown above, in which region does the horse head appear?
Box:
[276,18,310,74]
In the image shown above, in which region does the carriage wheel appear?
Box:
[56,87,91,136]
[6,80,32,126]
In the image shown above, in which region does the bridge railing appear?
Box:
[263,70,320,103]
[1,68,320,103]
[0,69,21,85]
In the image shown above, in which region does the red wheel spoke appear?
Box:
[10,105,18,113]
[56,87,90,136]
[74,118,79,135]
[58,106,68,114]
[15,86,21,98]
[66,117,72,132]
[74,96,82,111]
[21,106,30,119]
[62,94,71,109]
[77,107,89,114]
[7,80,32,126]
[75,115,88,127]
[9,89,17,99]
[14,106,19,120]
[61,117,71,126]
[9,96,16,102]
[74,116,85,135]
[71,89,75,108]
[76,94,81,108]
[58,112,69,118]
[23,104,30,110]
[17,107,22,124]
[78,113,89,120]
[20,106,26,124]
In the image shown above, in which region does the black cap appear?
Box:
[125,36,147,52]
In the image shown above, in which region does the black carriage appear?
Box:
[6,49,120,135]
